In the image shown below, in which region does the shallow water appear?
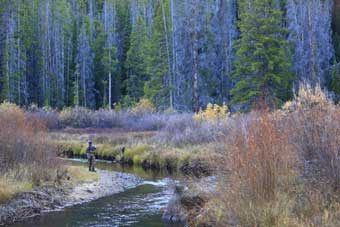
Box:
[7,160,184,227]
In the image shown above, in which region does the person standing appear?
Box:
[86,140,96,172]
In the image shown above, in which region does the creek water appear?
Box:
[7,160,185,227]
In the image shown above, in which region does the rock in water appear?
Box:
[162,184,187,224]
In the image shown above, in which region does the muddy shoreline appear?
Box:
[0,170,141,226]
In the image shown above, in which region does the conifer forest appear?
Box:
[1,0,340,111]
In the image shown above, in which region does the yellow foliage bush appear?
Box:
[282,83,332,112]
[194,103,230,122]
[132,98,155,114]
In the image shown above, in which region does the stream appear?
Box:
[6,160,185,227]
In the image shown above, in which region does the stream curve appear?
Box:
[5,160,185,227]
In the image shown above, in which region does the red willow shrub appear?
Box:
[204,110,299,226]
[202,85,340,226]
[0,103,59,183]
[226,111,297,201]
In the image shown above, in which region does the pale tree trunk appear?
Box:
[66,38,71,104]
[192,34,199,113]
[161,0,173,109]
[109,49,112,109]
[83,59,87,108]
[17,37,21,105]
[5,31,10,101]
[75,70,79,107]
[192,0,199,113]
[171,0,176,109]
[308,3,317,82]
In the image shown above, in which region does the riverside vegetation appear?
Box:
[0,84,339,226]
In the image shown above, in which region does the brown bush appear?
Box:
[286,87,340,192]
[200,111,299,226]
[201,85,340,226]
[0,102,59,184]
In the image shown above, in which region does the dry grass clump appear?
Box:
[0,174,33,204]
[0,102,60,203]
[283,83,331,112]
[284,84,340,192]
[66,166,98,184]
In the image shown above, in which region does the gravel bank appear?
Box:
[0,170,142,226]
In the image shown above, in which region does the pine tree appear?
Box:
[75,22,95,108]
[231,0,292,109]
[102,45,118,108]
[116,0,132,100]
[125,15,149,104]
[102,0,118,109]
[144,1,171,109]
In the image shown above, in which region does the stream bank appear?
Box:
[2,160,187,227]
[0,167,141,226]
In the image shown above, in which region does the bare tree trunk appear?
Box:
[109,49,112,110]
[161,0,173,109]
[75,70,79,107]
[17,37,21,105]
[192,35,199,113]
[171,0,176,109]
[83,59,86,108]
[192,0,199,113]
[5,30,10,101]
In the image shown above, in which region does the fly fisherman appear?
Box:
[86,140,96,172]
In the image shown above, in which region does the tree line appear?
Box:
[0,0,339,111]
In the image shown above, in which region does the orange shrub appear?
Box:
[205,110,299,226]
[0,102,58,184]
[227,111,297,200]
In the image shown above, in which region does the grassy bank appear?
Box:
[53,134,212,176]
[66,166,99,184]
[0,165,98,204]
[0,103,100,204]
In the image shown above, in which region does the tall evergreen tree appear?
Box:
[75,22,95,108]
[102,0,118,109]
[125,15,149,104]
[144,1,171,109]
[231,0,292,109]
